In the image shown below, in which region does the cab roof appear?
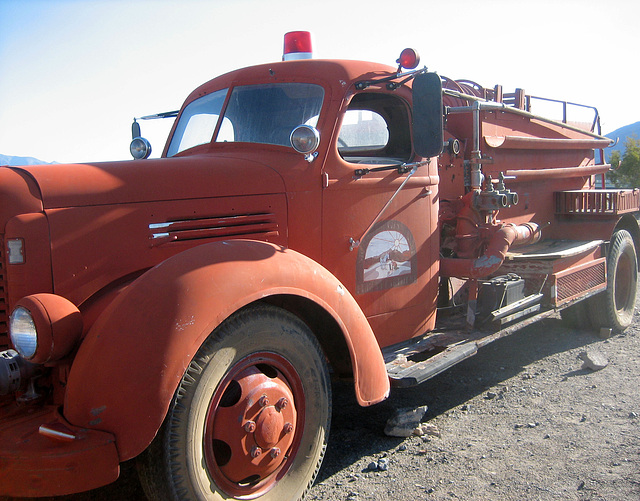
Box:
[182,59,399,105]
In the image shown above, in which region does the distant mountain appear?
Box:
[0,154,52,166]
[604,121,640,160]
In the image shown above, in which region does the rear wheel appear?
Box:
[138,305,331,501]
[588,229,638,332]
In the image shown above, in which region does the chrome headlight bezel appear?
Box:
[9,306,38,359]
[290,125,320,155]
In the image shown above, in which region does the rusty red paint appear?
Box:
[0,405,119,497]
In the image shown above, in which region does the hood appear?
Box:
[15,154,286,209]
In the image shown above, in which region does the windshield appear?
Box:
[167,83,324,157]
[167,89,228,157]
[219,83,324,146]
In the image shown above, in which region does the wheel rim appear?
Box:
[614,249,634,313]
[203,352,305,498]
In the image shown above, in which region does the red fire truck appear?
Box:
[0,32,635,500]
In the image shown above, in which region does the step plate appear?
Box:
[386,342,478,388]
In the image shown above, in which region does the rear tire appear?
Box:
[138,304,331,501]
[588,230,638,332]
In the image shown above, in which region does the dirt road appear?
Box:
[312,316,640,500]
[4,313,639,501]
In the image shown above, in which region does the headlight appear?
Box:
[9,307,38,359]
[9,295,83,364]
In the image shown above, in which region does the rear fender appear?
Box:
[64,240,389,460]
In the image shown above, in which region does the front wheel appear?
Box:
[138,305,331,501]
[588,229,638,332]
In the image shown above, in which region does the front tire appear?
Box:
[138,305,331,501]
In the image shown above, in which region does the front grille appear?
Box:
[555,259,606,305]
[0,236,8,349]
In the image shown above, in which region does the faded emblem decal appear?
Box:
[356,220,417,294]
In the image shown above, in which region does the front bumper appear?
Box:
[0,403,119,497]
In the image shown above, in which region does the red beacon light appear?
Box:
[397,48,420,71]
[283,31,313,61]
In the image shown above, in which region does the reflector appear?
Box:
[283,31,313,61]
[397,48,420,70]
[7,239,24,264]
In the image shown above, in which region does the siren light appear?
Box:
[283,31,313,61]
[397,48,420,70]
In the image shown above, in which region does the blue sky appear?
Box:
[1,0,637,164]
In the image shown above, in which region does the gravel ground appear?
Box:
[311,314,640,500]
[3,310,639,501]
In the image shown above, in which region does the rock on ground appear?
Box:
[384,405,428,437]
[579,349,609,371]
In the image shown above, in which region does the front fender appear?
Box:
[64,240,389,461]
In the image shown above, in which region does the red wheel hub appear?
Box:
[204,353,304,497]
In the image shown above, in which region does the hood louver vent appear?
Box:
[149,212,279,246]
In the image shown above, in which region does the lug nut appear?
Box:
[270,447,281,459]
[283,422,294,434]
[244,421,256,433]
[275,397,288,411]
[258,395,269,407]
[251,446,262,458]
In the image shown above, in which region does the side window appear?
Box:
[339,110,389,149]
[338,93,411,165]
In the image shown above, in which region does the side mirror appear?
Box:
[412,72,443,158]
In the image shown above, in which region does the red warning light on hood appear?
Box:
[283,31,313,61]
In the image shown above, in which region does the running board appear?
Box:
[386,342,478,388]
[384,305,560,388]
